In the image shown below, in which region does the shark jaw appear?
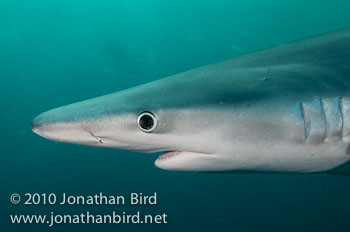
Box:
[155,151,219,172]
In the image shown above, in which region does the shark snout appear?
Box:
[31,108,100,146]
[31,114,46,134]
[31,112,61,140]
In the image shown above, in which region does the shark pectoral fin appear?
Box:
[154,151,223,172]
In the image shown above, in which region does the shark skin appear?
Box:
[32,29,350,175]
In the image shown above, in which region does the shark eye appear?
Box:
[137,111,157,132]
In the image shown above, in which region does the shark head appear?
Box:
[32,30,350,174]
[32,73,234,172]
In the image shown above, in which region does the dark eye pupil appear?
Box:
[139,115,154,130]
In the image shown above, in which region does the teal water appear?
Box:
[1,1,350,231]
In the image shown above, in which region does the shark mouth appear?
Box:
[156,151,183,161]
[154,151,210,171]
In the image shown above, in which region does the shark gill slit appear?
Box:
[339,97,344,139]
[340,97,350,155]
[339,97,350,155]
[300,103,310,142]
[320,99,328,141]
[340,97,350,142]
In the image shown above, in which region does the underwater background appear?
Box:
[1,0,350,231]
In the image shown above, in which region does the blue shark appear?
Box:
[32,29,350,174]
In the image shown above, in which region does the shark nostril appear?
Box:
[89,132,104,144]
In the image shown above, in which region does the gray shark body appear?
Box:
[32,29,350,174]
